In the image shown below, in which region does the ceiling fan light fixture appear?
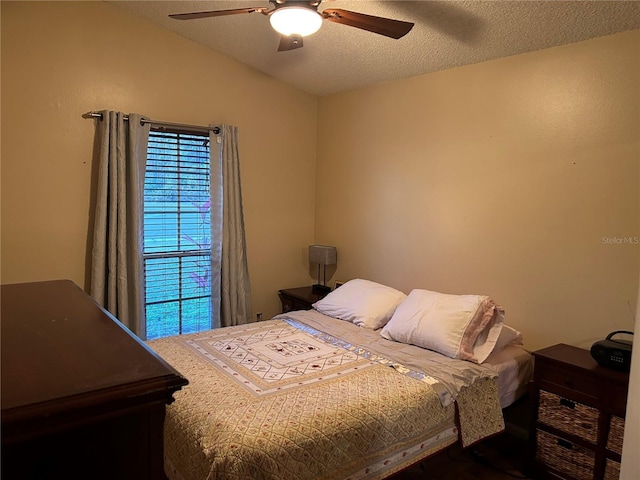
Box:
[269,6,322,37]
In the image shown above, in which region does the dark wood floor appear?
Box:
[390,433,532,480]
[391,396,534,480]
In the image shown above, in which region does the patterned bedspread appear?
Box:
[147,312,504,480]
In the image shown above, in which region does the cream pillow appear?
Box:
[493,325,523,352]
[380,289,505,363]
[312,279,406,330]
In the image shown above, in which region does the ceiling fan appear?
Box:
[169,0,414,51]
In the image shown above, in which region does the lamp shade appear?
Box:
[269,6,323,37]
[308,245,337,266]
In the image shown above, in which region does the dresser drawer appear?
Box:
[279,295,312,312]
[604,458,621,480]
[537,429,595,480]
[278,287,326,314]
[280,296,296,313]
[607,383,628,415]
[606,415,624,456]
[537,362,599,401]
[538,390,599,444]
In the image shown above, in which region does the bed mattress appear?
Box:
[484,344,534,408]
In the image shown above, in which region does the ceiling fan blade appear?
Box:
[278,34,304,52]
[169,7,268,21]
[321,8,414,39]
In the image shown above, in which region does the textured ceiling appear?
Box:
[110,1,640,96]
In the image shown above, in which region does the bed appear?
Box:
[148,280,533,480]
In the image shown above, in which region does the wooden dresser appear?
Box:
[1,280,188,480]
[530,344,629,480]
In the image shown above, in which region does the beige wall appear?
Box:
[2,1,639,472]
[316,30,640,351]
[1,1,318,320]
[2,2,639,350]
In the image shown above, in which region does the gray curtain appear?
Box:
[90,111,150,337]
[210,125,252,327]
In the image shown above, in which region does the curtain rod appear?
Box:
[82,111,220,134]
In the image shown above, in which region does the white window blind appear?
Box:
[143,129,212,339]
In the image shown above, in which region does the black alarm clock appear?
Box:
[590,330,633,372]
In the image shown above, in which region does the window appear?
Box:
[143,129,213,340]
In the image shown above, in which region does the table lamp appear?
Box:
[308,245,337,294]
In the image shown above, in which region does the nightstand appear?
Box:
[278,286,329,313]
[530,344,629,480]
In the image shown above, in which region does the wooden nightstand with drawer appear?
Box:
[278,286,328,313]
[530,344,629,480]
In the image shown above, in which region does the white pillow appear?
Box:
[493,325,523,352]
[380,289,505,363]
[312,279,406,330]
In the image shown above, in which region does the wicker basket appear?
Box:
[604,458,621,480]
[606,415,625,455]
[537,429,595,480]
[538,390,599,443]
